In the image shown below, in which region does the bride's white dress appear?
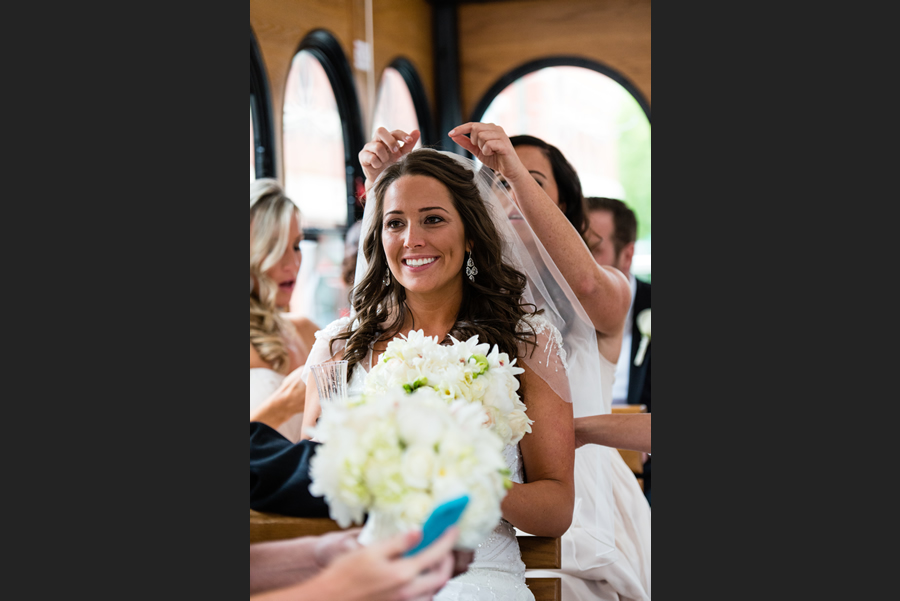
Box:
[526,354,651,601]
[249,368,304,443]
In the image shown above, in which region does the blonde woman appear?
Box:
[250,179,320,442]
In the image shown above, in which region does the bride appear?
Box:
[301,128,610,600]
[250,179,320,442]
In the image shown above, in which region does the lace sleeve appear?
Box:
[299,316,353,383]
[517,313,573,405]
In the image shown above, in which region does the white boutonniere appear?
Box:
[634,309,651,366]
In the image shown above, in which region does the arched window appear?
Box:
[282,50,348,230]
[282,31,364,324]
[371,58,434,147]
[250,106,255,182]
[250,26,274,180]
[473,59,651,280]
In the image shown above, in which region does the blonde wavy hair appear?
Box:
[250,178,300,374]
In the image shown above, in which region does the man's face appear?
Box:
[586,209,631,275]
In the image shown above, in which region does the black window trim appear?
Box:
[382,57,437,148]
[251,25,276,179]
[289,30,366,232]
[469,56,651,125]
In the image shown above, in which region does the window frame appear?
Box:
[470,56,651,125]
[288,30,366,233]
[250,25,275,179]
[382,57,436,147]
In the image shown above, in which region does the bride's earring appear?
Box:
[383,267,391,287]
[466,253,478,282]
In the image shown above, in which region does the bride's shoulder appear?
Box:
[517,312,568,370]
[519,312,562,339]
[315,315,354,342]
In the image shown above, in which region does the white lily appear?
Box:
[634,308,651,366]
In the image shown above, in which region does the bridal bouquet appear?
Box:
[363,330,533,446]
[308,330,531,549]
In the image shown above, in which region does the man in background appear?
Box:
[584,197,651,504]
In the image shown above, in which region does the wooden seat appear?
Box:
[611,404,648,491]
[250,510,561,600]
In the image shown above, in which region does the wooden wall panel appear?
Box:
[250,0,433,180]
[372,0,434,116]
[251,0,357,180]
[458,0,651,120]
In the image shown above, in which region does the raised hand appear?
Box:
[359,127,421,189]
[272,365,307,414]
[448,122,528,182]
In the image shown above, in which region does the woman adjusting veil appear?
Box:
[300,127,615,600]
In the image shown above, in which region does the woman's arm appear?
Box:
[575,413,651,453]
[250,529,361,595]
[251,527,458,601]
[500,360,575,537]
[449,122,631,339]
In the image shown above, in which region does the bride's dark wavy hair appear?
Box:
[331,149,540,378]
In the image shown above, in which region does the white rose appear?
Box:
[402,444,437,489]
[399,491,435,526]
[507,410,534,444]
[397,397,447,448]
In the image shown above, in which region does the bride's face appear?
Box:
[253,213,302,308]
[381,175,470,297]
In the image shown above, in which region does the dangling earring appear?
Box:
[383,267,391,287]
[466,252,478,282]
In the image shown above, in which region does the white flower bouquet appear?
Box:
[308,330,532,549]
[363,330,533,446]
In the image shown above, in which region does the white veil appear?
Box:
[353,149,617,569]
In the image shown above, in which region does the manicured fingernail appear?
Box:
[392,145,399,152]
[448,129,456,135]
[405,136,413,142]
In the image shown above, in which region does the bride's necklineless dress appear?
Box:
[312,316,564,601]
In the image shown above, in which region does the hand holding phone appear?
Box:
[404,495,469,556]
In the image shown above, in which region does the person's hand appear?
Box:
[319,526,459,601]
[272,365,307,416]
[313,528,363,568]
[448,122,528,182]
[359,127,421,188]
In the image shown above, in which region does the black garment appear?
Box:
[250,422,330,517]
[626,278,651,412]
[626,278,651,506]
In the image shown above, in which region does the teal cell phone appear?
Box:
[404,495,469,556]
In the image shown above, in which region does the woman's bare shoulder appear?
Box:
[285,314,320,343]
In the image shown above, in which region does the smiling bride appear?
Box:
[299,127,608,600]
